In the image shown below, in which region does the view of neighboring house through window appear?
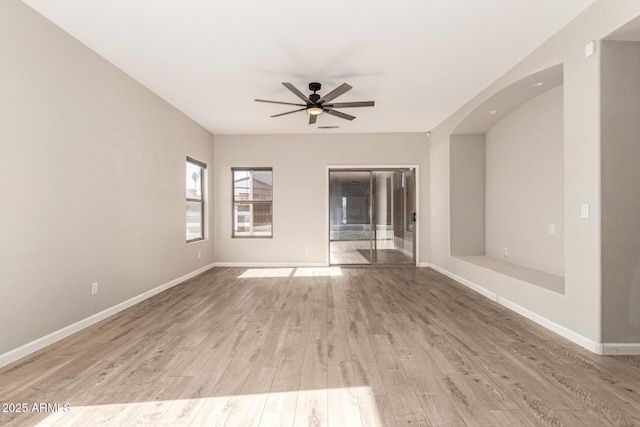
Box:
[186,157,206,242]
[232,168,273,237]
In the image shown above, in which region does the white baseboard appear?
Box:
[496,296,604,354]
[217,262,431,268]
[430,264,498,301]
[0,263,215,369]
[214,262,327,268]
[601,343,640,355]
[429,263,640,355]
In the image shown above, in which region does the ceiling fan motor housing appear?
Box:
[309,82,322,105]
[308,82,322,92]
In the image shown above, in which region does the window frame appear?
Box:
[186,156,206,243]
[232,167,273,238]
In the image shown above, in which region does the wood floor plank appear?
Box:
[327,361,362,427]
[372,394,400,427]
[489,409,545,427]
[261,310,308,425]
[1,266,639,427]
[346,320,388,395]
[434,373,498,426]
[368,334,431,426]
[293,283,329,427]
[223,366,277,427]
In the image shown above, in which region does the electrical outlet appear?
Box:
[91,282,98,295]
[503,248,508,257]
[305,248,310,254]
[549,224,555,234]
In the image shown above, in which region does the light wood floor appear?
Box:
[2,267,640,426]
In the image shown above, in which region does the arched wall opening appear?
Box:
[449,64,565,293]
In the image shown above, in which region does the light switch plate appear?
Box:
[581,204,590,219]
[585,40,596,57]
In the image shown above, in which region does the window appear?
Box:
[232,168,273,237]
[186,157,206,242]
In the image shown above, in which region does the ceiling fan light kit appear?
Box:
[306,106,323,115]
[255,82,374,125]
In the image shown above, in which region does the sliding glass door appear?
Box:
[329,171,373,264]
[329,169,415,265]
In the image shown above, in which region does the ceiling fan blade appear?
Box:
[271,108,306,118]
[309,114,317,125]
[255,99,306,107]
[323,101,375,108]
[282,82,311,103]
[324,109,356,121]
[318,83,352,104]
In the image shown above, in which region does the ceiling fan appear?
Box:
[255,82,375,124]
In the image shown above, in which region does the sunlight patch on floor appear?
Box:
[293,267,342,277]
[238,268,294,278]
[237,267,343,279]
[35,387,379,426]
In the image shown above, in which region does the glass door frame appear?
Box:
[327,166,418,266]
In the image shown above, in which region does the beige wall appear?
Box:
[0,0,215,356]
[213,133,429,266]
[485,86,564,276]
[430,1,640,346]
[450,134,485,256]
[601,40,640,342]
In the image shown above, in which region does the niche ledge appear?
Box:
[454,255,565,294]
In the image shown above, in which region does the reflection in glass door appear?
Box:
[329,169,415,265]
[329,171,372,264]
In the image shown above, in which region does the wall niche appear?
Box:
[449,64,565,293]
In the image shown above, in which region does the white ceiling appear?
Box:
[21,0,596,134]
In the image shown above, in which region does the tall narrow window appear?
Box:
[232,168,273,237]
[186,157,206,242]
